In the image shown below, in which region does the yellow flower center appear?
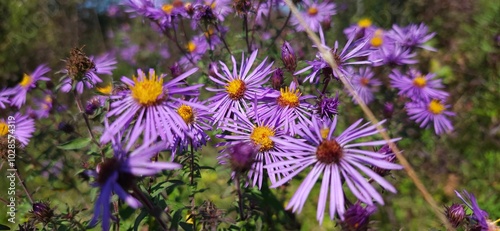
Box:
[412,75,427,88]
[250,126,275,152]
[307,7,318,16]
[97,84,113,95]
[204,28,215,38]
[370,29,384,47]
[320,128,329,140]
[177,104,195,124]
[428,100,445,115]
[226,79,246,100]
[0,122,8,136]
[186,41,197,53]
[277,87,300,108]
[130,71,164,106]
[210,2,216,9]
[44,95,52,104]
[357,18,372,28]
[162,4,174,14]
[19,74,33,88]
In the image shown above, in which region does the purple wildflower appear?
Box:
[101,68,205,148]
[369,43,417,66]
[343,18,377,40]
[205,0,233,21]
[252,81,315,135]
[206,50,273,124]
[295,28,374,83]
[60,49,116,94]
[179,35,209,67]
[387,23,436,51]
[89,131,181,230]
[390,69,449,101]
[218,110,289,188]
[0,113,36,146]
[290,0,336,32]
[444,204,466,228]
[282,41,297,73]
[223,141,259,173]
[27,94,53,119]
[348,67,381,105]
[266,116,402,222]
[10,64,51,108]
[316,93,339,119]
[340,202,377,231]
[406,99,455,135]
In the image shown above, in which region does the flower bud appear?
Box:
[208,62,218,78]
[228,142,258,173]
[271,68,284,90]
[340,203,376,231]
[383,102,394,119]
[317,94,339,118]
[31,201,54,224]
[170,62,183,78]
[444,204,466,227]
[372,144,396,177]
[281,41,297,73]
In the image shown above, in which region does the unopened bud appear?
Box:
[341,203,376,231]
[281,41,297,73]
[444,204,466,228]
[208,62,218,77]
[271,68,284,90]
[31,201,54,224]
[383,102,394,119]
[372,144,396,177]
[317,94,339,118]
[228,142,258,173]
[170,62,183,78]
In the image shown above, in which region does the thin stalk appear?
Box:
[214,22,232,55]
[268,11,292,49]
[282,0,454,229]
[15,169,34,204]
[243,14,251,53]
[234,174,246,220]
[113,201,120,231]
[132,185,169,230]
[73,90,104,161]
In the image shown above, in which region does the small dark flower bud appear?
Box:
[228,142,258,173]
[271,68,284,90]
[58,122,74,134]
[281,41,297,73]
[341,203,377,231]
[444,204,466,227]
[233,0,252,15]
[317,94,339,118]
[170,62,183,78]
[85,96,102,115]
[208,62,218,77]
[372,144,396,177]
[383,102,394,119]
[31,201,54,224]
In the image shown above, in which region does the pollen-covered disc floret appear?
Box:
[250,125,275,152]
[428,99,445,115]
[315,140,343,164]
[277,87,300,108]
[226,79,247,100]
[130,70,165,106]
[177,104,195,124]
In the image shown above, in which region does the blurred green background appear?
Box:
[0,0,499,230]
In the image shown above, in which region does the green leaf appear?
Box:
[57,137,92,150]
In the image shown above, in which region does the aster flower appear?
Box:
[348,67,381,105]
[406,99,455,135]
[26,94,53,119]
[172,98,213,159]
[315,93,339,119]
[265,116,402,222]
[123,0,156,18]
[253,0,271,26]
[217,110,289,188]
[444,203,466,228]
[206,50,273,124]
[455,190,490,231]
[295,28,374,84]
[0,88,14,109]
[343,18,377,41]
[369,43,417,66]
[179,35,209,67]
[204,0,233,21]
[0,113,36,146]
[60,48,116,94]
[252,81,315,135]
[203,25,228,50]
[89,132,181,230]
[101,68,205,148]
[10,64,51,108]
[290,0,336,32]
[387,23,436,51]
[390,69,449,101]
